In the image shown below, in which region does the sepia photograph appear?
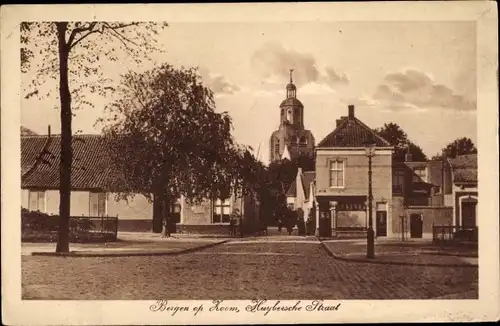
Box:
[2,2,499,325]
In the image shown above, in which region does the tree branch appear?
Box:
[67,22,98,48]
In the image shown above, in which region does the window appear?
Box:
[392,170,405,194]
[89,192,106,216]
[28,190,46,212]
[299,136,307,147]
[287,203,295,210]
[213,198,231,224]
[413,167,427,182]
[329,160,344,188]
[290,135,298,145]
[274,139,280,157]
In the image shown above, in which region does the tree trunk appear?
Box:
[152,191,163,233]
[55,23,72,253]
[161,194,171,238]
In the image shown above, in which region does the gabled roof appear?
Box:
[22,134,115,190]
[317,117,390,148]
[281,144,291,160]
[448,154,478,184]
[302,171,315,199]
[285,171,316,199]
[286,179,297,197]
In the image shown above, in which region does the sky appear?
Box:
[21,21,477,165]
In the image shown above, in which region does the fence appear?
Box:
[432,224,478,244]
[22,208,119,242]
[70,216,119,241]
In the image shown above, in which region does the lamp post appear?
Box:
[329,201,337,238]
[365,140,376,259]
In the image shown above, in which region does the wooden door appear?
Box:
[410,214,423,238]
[462,201,477,228]
[376,211,387,237]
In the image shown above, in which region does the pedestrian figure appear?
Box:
[161,217,168,238]
[230,209,242,237]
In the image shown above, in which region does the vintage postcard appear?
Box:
[1,2,499,325]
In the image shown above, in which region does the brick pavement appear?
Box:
[322,240,478,267]
[22,241,477,300]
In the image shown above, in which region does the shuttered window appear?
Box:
[89,192,107,216]
[28,191,46,212]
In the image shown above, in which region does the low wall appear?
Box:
[392,206,453,239]
[117,219,153,232]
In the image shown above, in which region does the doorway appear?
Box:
[375,202,387,237]
[461,197,477,228]
[410,214,423,238]
[376,211,387,237]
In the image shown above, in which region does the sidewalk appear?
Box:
[321,240,478,267]
[117,231,233,242]
[23,237,228,257]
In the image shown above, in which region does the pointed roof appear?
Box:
[302,171,316,199]
[317,110,390,148]
[285,170,316,199]
[281,144,291,160]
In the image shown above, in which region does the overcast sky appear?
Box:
[21,21,477,164]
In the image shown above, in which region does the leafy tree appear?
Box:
[99,64,259,236]
[434,137,477,159]
[374,122,427,162]
[21,22,168,252]
[21,126,38,136]
[261,152,315,225]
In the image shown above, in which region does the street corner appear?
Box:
[319,240,478,268]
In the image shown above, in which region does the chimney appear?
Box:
[348,105,355,119]
[48,125,51,137]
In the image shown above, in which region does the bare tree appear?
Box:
[21,21,168,252]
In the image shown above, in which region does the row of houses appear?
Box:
[286,105,478,239]
[21,131,260,233]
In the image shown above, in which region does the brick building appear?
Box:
[285,104,478,239]
[313,105,394,238]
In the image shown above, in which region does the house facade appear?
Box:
[391,154,454,239]
[313,105,394,238]
[285,104,477,240]
[448,154,478,228]
[391,153,477,239]
[21,133,260,234]
[286,168,316,223]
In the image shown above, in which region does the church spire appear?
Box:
[286,68,297,99]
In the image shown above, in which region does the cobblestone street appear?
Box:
[22,241,478,300]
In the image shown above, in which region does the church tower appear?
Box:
[269,70,315,162]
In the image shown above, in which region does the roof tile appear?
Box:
[21,134,114,190]
[317,117,390,148]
